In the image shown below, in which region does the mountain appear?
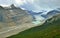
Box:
[47,10,60,15]
[27,8,60,20]
[28,11,43,15]
[27,11,43,20]
[25,8,60,25]
[0,6,4,9]
[7,12,60,38]
[41,8,60,19]
[0,5,33,29]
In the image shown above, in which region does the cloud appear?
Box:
[0,0,13,5]
[0,0,60,12]
[14,0,60,12]
[14,0,25,6]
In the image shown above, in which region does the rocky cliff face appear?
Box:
[45,14,60,24]
[0,5,33,29]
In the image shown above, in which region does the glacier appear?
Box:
[0,0,60,25]
[14,0,60,24]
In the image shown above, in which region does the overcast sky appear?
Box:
[0,0,60,12]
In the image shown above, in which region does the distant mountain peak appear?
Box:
[0,6,4,9]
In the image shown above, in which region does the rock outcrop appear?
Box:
[0,5,33,32]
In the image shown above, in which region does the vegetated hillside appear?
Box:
[7,14,60,38]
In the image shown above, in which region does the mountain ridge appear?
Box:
[7,12,60,38]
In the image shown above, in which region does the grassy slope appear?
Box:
[7,15,60,38]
